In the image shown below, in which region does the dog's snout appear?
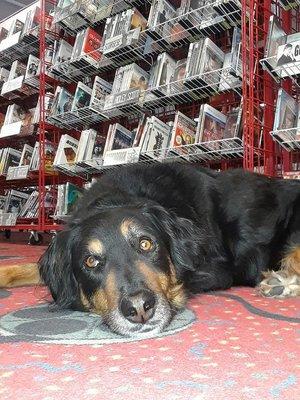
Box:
[119,290,156,324]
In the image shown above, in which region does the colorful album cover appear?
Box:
[200,112,226,143]
[82,27,102,61]
[19,144,33,166]
[72,82,92,110]
[223,108,242,139]
[111,124,136,150]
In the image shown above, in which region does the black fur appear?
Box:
[39,163,300,314]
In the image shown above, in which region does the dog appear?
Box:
[1,163,300,337]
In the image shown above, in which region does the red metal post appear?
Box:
[39,0,46,230]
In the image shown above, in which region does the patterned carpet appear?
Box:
[0,236,299,399]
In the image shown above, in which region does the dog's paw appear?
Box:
[258,270,300,298]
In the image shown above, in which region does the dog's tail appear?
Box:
[0,263,42,288]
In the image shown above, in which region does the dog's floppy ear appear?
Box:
[142,204,203,276]
[38,230,79,309]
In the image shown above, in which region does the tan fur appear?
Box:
[88,239,104,255]
[80,289,91,311]
[87,271,119,316]
[137,260,186,309]
[281,246,300,276]
[0,264,41,288]
[258,246,300,298]
[120,219,133,237]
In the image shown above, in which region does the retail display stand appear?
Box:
[0,0,299,239]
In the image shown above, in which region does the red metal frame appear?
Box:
[0,0,59,232]
[242,0,300,176]
[1,0,299,233]
[242,0,276,176]
[39,0,46,230]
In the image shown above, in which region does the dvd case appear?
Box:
[198,38,225,86]
[264,16,286,73]
[273,88,298,142]
[196,104,227,149]
[110,123,136,150]
[276,39,300,78]
[72,81,92,111]
[52,87,74,115]
[89,76,112,113]
[25,55,40,80]
[0,68,9,91]
[150,52,176,95]
[141,116,171,159]
[147,0,176,39]
[223,106,243,139]
[0,27,8,43]
[53,134,79,168]
[81,27,102,62]
[169,111,197,154]
[19,144,34,166]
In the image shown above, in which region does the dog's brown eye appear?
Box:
[85,256,99,268]
[139,238,154,252]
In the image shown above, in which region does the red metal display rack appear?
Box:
[1,0,299,236]
[242,0,275,175]
[0,0,65,236]
[242,0,300,176]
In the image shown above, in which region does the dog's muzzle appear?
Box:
[104,290,173,337]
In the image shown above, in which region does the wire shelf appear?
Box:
[276,0,300,11]
[53,0,101,31]
[149,7,227,47]
[53,0,152,33]
[165,137,243,162]
[143,66,242,111]
[53,137,243,178]
[24,74,53,91]
[47,104,108,130]
[103,28,147,61]
[0,35,40,68]
[1,78,40,100]
[260,56,300,85]
[104,88,144,115]
[212,0,243,26]
[271,128,300,151]
[50,3,242,83]
[47,64,242,128]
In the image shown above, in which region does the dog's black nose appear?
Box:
[120,291,156,324]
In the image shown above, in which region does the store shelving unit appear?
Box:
[257,0,300,175]
[0,0,299,237]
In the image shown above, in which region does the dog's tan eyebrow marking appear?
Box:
[88,239,104,254]
[120,218,135,237]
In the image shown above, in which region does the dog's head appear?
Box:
[39,202,201,337]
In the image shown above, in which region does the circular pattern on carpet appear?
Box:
[0,289,11,299]
[0,304,195,344]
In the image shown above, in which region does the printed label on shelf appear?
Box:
[6,165,30,181]
[0,32,21,52]
[113,89,141,107]
[103,148,140,167]
[0,121,22,138]
[103,29,141,55]
[1,76,24,94]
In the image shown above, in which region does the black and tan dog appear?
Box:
[1,163,300,336]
